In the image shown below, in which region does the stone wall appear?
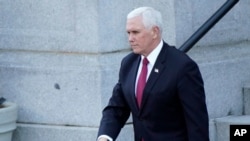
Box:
[0,0,249,141]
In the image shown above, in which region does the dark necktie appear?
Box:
[136,57,149,108]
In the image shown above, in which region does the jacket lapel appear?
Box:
[140,43,168,109]
[128,56,141,111]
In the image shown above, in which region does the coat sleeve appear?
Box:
[97,59,131,140]
[177,60,209,141]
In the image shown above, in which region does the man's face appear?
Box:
[126,16,155,56]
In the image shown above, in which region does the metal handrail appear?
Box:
[179,0,240,53]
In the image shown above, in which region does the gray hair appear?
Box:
[127,7,163,34]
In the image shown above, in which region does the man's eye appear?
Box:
[132,31,139,34]
[127,31,139,35]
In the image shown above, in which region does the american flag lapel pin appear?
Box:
[154,68,159,73]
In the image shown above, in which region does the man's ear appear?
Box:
[152,26,160,39]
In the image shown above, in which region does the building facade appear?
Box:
[0,0,249,141]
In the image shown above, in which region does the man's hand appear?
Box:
[98,137,108,141]
[97,135,112,141]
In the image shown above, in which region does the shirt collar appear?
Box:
[141,40,163,65]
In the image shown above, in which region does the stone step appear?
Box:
[215,115,250,141]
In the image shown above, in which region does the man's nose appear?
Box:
[128,34,134,42]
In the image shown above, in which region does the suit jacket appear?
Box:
[98,42,209,141]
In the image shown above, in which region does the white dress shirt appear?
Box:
[135,40,163,94]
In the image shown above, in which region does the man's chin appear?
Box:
[132,50,140,54]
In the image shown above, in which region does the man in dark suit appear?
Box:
[97,7,209,141]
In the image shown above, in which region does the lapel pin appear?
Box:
[154,68,159,73]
